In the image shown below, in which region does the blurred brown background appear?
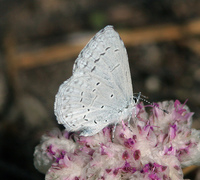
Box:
[1,0,200,179]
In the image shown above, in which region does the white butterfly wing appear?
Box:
[54,25,134,136]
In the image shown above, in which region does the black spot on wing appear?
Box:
[105,47,111,51]
[91,66,96,72]
[94,58,100,63]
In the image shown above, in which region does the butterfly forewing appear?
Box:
[54,25,134,136]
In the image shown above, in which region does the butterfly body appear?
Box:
[54,25,135,136]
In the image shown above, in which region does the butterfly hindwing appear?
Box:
[54,25,134,136]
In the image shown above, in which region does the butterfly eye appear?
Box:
[133,97,138,103]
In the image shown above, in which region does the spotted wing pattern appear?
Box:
[54,25,134,136]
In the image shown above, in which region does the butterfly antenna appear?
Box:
[134,93,169,114]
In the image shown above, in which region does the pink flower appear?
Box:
[34,100,200,180]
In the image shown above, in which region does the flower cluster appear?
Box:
[34,100,200,180]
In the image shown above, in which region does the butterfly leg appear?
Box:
[127,115,133,133]
[112,122,118,141]
[128,92,141,131]
[133,91,141,119]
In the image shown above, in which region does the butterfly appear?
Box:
[54,25,137,137]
